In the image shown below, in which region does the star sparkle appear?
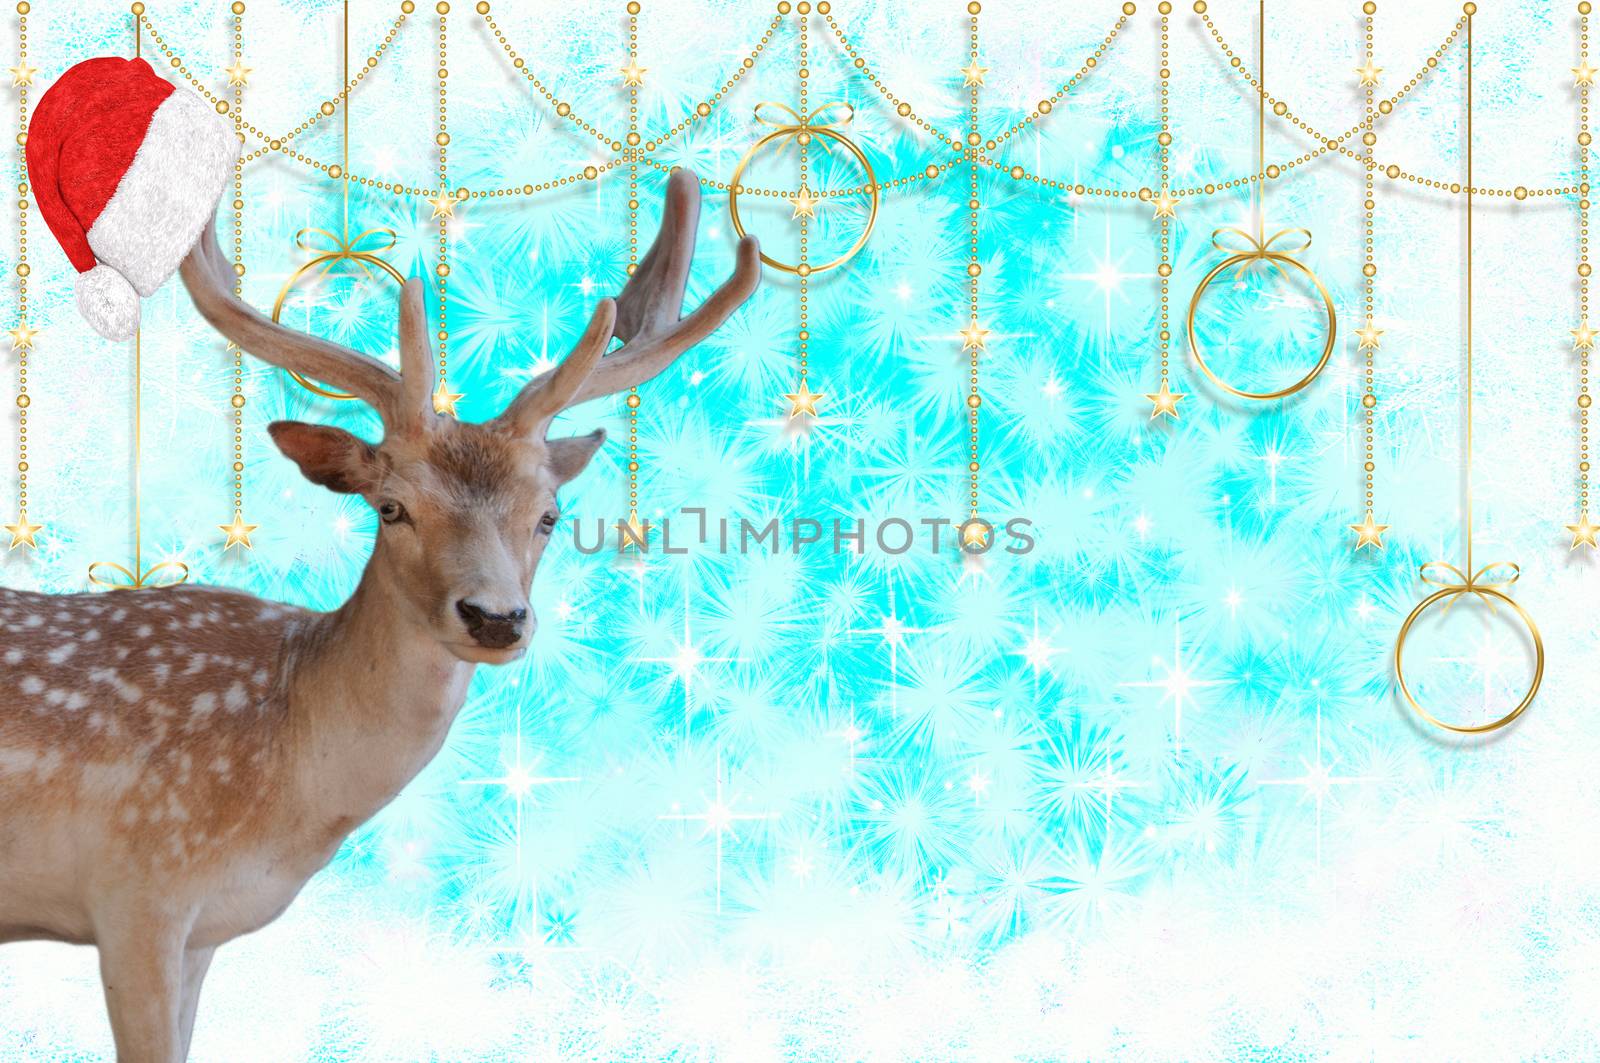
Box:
[8,62,36,87]
[1355,61,1382,87]
[620,58,647,86]
[1355,321,1384,349]
[1121,623,1226,758]
[1576,61,1598,87]
[960,59,987,86]
[1151,189,1178,218]
[224,59,252,86]
[1573,321,1596,350]
[427,191,458,219]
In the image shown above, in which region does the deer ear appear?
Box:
[268,421,380,495]
[546,429,605,483]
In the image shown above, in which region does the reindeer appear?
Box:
[0,169,758,1062]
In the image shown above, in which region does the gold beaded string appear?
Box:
[219,0,255,552]
[128,3,1581,211]
[782,3,823,422]
[1571,0,1599,549]
[433,1,460,417]
[960,1,985,549]
[620,0,647,549]
[138,3,410,165]
[4,0,39,552]
[1350,1,1388,550]
[1146,1,1183,421]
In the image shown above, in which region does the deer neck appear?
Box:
[282,540,477,830]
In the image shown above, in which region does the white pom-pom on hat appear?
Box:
[75,264,140,342]
[25,56,238,341]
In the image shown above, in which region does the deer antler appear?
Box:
[179,219,436,432]
[499,168,761,435]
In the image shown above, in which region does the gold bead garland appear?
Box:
[1571,0,1598,549]
[963,0,985,549]
[432,1,460,418]
[620,0,646,550]
[791,4,820,422]
[219,0,255,552]
[1349,0,1388,551]
[4,0,40,552]
[48,4,1600,575]
[128,2,1590,209]
[136,4,410,167]
[1145,2,1184,422]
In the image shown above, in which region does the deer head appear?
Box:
[180,169,760,664]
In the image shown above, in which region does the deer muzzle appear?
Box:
[454,599,528,650]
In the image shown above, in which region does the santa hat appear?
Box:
[25,57,238,341]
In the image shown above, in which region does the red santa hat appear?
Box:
[25,57,238,341]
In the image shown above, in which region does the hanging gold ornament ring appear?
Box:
[728,102,879,276]
[271,226,406,401]
[1186,225,1337,401]
[1394,560,1545,734]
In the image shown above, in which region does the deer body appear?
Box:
[0,576,470,953]
[0,169,758,1061]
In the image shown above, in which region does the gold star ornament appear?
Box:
[620,59,647,87]
[1145,379,1185,420]
[8,62,36,87]
[8,320,38,351]
[1349,512,1389,550]
[224,59,252,87]
[1573,322,1597,351]
[783,380,825,418]
[959,519,992,550]
[1152,190,1178,219]
[616,509,651,550]
[1355,322,1384,350]
[959,319,990,352]
[219,511,259,551]
[960,60,988,87]
[427,191,457,219]
[1576,61,1598,87]
[788,186,819,220]
[432,381,464,416]
[1355,61,1382,87]
[1567,511,1600,549]
[4,514,42,550]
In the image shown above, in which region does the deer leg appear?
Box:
[97,916,187,1063]
[177,945,215,1060]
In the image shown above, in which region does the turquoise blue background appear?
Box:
[4,1,1598,1058]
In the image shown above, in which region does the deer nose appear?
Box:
[455,599,529,649]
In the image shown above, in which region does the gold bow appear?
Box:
[1209,225,1314,277]
[87,559,190,591]
[1418,559,1521,612]
[293,226,399,280]
[752,101,854,153]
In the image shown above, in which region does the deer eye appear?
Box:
[537,511,559,534]
[378,500,408,525]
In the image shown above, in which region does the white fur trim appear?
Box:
[76,264,140,341]
[87,90,239,298]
